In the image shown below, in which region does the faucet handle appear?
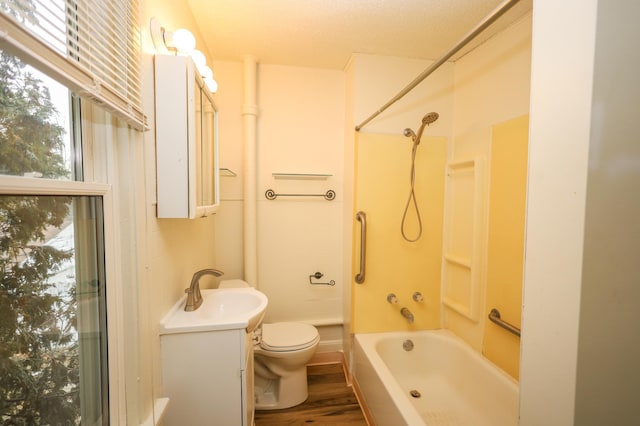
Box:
[412,291,424,302]
[387,293,399,304]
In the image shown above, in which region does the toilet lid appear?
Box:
[260,322,319,352]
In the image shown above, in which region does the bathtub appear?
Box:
[353,329,518,426]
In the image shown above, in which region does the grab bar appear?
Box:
[355,211,366,284]
[488,308,521,337]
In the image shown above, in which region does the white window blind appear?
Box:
[0,0,147,130]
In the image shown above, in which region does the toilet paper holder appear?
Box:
[309,272,335,286]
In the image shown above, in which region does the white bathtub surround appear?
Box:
[353,330,518,426]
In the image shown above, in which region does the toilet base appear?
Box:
[255,366,309,410]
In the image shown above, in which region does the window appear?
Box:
[0,54,111,424]
[0,0,143,421]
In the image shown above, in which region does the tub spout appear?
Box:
[400,307,414,324]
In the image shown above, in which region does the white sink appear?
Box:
[160,288,268,334]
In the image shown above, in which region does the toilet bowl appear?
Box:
[219,279,320,410]
[254,322,320,409]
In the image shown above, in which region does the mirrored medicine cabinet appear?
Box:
[154,55,219,218]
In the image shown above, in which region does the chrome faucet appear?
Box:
[400,307,414,324]
[184,268,224,311]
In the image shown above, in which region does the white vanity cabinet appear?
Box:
[160,328,255,426]
[154,55,219,218]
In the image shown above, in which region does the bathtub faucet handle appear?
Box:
[387,293,399,304]
[412,292,424,302]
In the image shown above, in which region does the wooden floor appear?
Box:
[254,363,368,425]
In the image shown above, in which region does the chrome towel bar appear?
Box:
[265,189,335,200]
[488,308,521,337]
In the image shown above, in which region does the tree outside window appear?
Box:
[0,51,107,425]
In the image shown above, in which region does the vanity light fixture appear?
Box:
[150,17,218,93]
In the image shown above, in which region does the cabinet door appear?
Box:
[154,54,220,219]
[161,330,244,425]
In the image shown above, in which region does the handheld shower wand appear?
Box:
[404,112,439,145]
[401,112,439,242]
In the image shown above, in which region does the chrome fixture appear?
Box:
[265,189,336,201]
[400,307,414,324]
[412,291,424,302]
[401,112,439,242]
[403,112,439,146]
[403,339,414,351]
[355,0,523,131]
[184,268,224,312]
[387,293,398,304]
[308,271,336,286]
[355,211,367,284]
[488,308,521,337]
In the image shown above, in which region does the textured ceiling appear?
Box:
[188,0,533,69]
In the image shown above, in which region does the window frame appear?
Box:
[0,175,126,424]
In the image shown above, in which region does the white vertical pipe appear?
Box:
[242,55,258,286]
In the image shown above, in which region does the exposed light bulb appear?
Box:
[171,28,196,53]
[205,78,218,93]
[191,49,206,68]
[200,65,214,81]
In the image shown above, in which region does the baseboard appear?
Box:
[317,338,343,353]
[351,374,375,426]
[308,351,343,366]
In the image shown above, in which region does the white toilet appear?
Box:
[219,279,320,410]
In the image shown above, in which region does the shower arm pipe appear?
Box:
[354,0,522,132]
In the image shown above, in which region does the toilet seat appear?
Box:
[259,322,319,352]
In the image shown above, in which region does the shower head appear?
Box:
[414,111,439,145]
[422,112,439,126]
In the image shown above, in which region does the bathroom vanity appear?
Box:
[158,288,267,426]
[160,329,254,426]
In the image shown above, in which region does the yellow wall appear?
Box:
[483,115,528,379]
[351,132,446,332]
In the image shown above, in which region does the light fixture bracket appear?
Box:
[150,17,170,54]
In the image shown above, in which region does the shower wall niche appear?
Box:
[441,157,487,323]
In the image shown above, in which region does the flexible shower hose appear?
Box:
[401,141,422,242]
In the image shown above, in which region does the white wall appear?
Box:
[211,60,245,279]
[350,54,454,137]
[522,0,640,424]
[212,62,346,349]
[256,64,345,326]
[519,0,596,424]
